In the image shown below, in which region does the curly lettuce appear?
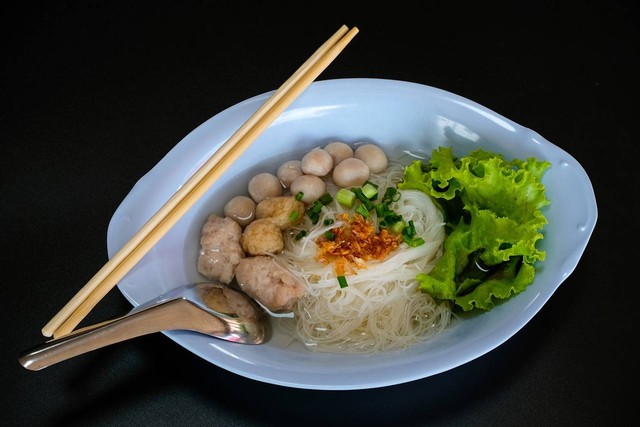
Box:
[398,146,551,311]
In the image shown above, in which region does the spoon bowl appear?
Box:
[19,282,272,371]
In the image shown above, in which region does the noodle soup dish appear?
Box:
[107,79,597,389]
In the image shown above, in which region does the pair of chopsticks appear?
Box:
[42,25,359,338]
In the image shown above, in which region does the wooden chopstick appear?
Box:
[42,25,359,338]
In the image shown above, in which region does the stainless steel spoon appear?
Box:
[19,282,272,371]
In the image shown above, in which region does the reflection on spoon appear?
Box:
[19,282,272,371]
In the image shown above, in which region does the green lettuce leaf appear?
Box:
[399,146,550,311]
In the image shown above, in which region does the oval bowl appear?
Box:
[107,78,597,390]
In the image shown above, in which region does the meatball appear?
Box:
[224,195,256,227]
[200,284,259,320]
[248,172,283,203]
[289,174,326,204]
[277,160,303,189]
[301,148,333,177]
[255,196,305,229]
[197,215,245,284]
[354,143,388,174]
[241,218,284,255]
[324,141,354,167]
[235,256,305,312]
[332,157,370,187]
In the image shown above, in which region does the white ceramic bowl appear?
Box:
[107,78,597,390]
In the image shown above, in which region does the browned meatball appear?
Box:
[235,256,305,312]
[197,215,245,284]
[241,218,284,255]
[255,196,305,230]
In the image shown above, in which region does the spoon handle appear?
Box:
[19,298,218,371]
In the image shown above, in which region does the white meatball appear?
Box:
[223,195,256,227]
[248,172,283,203]
[301,148,333,177]
[324,141,354,167]
[354,143,388,174]
[289,174,326,204]
[332,157,370,187]
[276,160,303,189]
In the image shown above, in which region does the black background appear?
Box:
[3,1,638,426]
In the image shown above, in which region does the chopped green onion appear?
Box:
[375,203,393,218]
[355,204,370,218]
[336,188,356,208]
[309,200,324,214]
[382,187,400,204]
[409,237,425,247]
[306,201,323,225]
[324,231,335,240]
[337,275,348,288]
[389,219,406,234]
[323,218,334,226]
[361,182,378,200]
[400,220,424,246]
[289,210,299,222]
[295,191,304,201]
[402,220,417,239]
[385,214,403,224]
[318,193,333,205]
[295,230,307,240]
[351,187,374,211]
[403,235,425,247]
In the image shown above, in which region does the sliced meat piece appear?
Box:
[235,256,305,312]
[197,215,245,284]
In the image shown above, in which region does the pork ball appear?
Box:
[324,141,354,167]
[289,174,326,204]
[301,148,333,177]
[354,143,388,174]
[248,172,283,203]
[223,195,256,227]
[332,157,370,187]
[276,160,303,189]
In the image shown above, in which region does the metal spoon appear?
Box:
[19,282,272,371]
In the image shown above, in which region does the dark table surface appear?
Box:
[3,1,638,426]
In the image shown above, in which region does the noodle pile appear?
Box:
[276,161,452,354]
